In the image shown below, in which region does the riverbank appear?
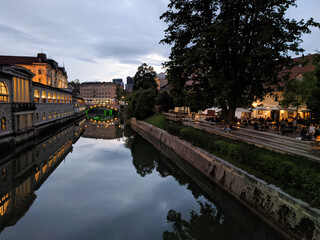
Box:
[131,117,320,240]
[144,114,320,207]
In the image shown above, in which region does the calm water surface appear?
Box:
[0,120,285,240]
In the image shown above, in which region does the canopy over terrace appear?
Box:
[250,106,311,120]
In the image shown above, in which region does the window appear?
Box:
[48,92,52,103]
[41,91,46,103]
[57,94,60,103]
[43,112,46,121]
[53,93,57,103]
[35,113,39,123]
[0,82,9,102]
[1,117,6,130]
[34,89,40,102]
[38,70,42,74]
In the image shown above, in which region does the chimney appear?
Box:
[37,53,47,63]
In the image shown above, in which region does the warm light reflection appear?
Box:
[35,170,40,181]
[43,164,48,174]
[0,193,10,216]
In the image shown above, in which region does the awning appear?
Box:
[236,108,251,112]
[252,107,269,110]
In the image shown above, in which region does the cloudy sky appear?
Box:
[0,0,319,84]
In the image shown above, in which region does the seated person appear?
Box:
[223,124,232,133]
[301,127,311,141]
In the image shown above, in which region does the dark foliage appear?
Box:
[160,0,319,121]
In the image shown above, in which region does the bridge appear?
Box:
[85,102,120,111]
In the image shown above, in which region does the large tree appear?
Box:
[160,0,319,121]
[133,63,158,91]
[280,74,315,113]
[306,55,320,122]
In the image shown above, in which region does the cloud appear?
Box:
[0,0,318,82]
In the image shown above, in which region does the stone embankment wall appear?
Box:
[130,118,320,240]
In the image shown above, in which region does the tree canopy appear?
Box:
[306,55,320,122]
[115,84,128,101]
[133,63,158,91]
[160,0,319,121]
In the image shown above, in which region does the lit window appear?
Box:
[0,82,9,102]
[1,117,6,130]
[34,89,40,102]
[48,92,52,103]
[41,91,46,103]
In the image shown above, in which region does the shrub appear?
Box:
[274,161,295,183]
[180,127,197,143]
[167,123,184,136]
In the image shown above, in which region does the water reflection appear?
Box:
[0,122,285,239]
[0,118,85,232]
[83,119,123,140]
[126,133,285,240]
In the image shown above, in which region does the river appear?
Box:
[0,119,285,239]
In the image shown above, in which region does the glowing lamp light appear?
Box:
[252,102,258,107]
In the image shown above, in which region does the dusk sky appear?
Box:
[0,0,319,83]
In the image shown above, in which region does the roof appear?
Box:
[289,54,317,79]
[0,53,67,76]
[0,55,38,65]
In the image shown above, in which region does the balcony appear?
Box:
[12,103,36,112]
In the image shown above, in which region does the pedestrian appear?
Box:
[309,124,316,140]
[292,117,297,131]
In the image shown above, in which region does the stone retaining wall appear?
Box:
[130,118,320,240]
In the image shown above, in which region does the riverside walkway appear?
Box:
[184,121,320,162]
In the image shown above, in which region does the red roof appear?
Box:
[289,54,317,80]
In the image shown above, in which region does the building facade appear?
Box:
[79,82,121,104]
[0,65,35,135]
[0,62,85,147]
[250,54,317,120]
[0,53,68,88]
[112,78,123,84]
[155,72,168,91]
[125,76,134,92]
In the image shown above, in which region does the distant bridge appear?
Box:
[85,102,120,111]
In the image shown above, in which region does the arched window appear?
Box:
[41,91,46,103]
[48,92,52,103]
[35,113,39,123]
[57,94,60,103]
[1,117,6,130]
[43,112,46,121]
[53,93,57,103]
[0,82,9,102]
[61,95,64,103]
[34,89,40,102]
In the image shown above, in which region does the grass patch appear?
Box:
[142,114,320,208]
[144,113,170,130]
